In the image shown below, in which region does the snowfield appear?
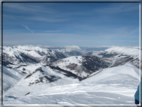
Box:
[3,63,140,106]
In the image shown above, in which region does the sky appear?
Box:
[3,2,139,47]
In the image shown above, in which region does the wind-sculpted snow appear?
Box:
[3,64,139,105]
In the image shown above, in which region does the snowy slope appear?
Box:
[91,46,140,69]
[10,63,45,74]
[83,63,139,85]
[52,56,82,72]
[1,66,23,91]
[10,63,78,86]
[16,66,65,86]
[2,46,44,65]
[92,46,140,59]
[52,56,88,78]
[52,55,109,78]
[105,46,139,57]
[3,45,82,57]
[3,45,46,59]
[3,63,139,105]
[2,45,84,66]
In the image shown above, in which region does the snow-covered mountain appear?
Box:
[1,45,83,66]
[16,64,75,86]
[92,46,140,69]
[51,55,109,79]
[1,45,141,105]
[105,46,139,57]
[92,46,140,57]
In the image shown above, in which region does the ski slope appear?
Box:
[3,63,140,106]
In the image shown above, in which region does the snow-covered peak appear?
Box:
[105,46,139,57]
[3,45,82,57]
[52,56,82,67]
[16,45,48,53]
[3,45,48,52]
[3,45,48,58]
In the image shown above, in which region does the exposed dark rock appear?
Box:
[25,92,30,96]
[25,67,43,79]
[82,56,109,74]
[110,56,134,67]
[98,52,118,58]
[49,65,78,79]
[22,68,26,71]
[16,65,27,69]
[66,63,78,70]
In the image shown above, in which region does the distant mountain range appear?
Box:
[1,45,140,85]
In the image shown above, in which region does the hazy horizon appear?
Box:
[2,45,140,48]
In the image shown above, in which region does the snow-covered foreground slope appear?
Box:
[3,63,140,105]
[1,66,23,91]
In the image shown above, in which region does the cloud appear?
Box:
[28,17,69,23]
[3,3,62,16]
[3,3,45,13]
[3,3,71,23]
[22,25,33,33]
[95,3,138,14]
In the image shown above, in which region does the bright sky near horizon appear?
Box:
[3,3,139,47]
